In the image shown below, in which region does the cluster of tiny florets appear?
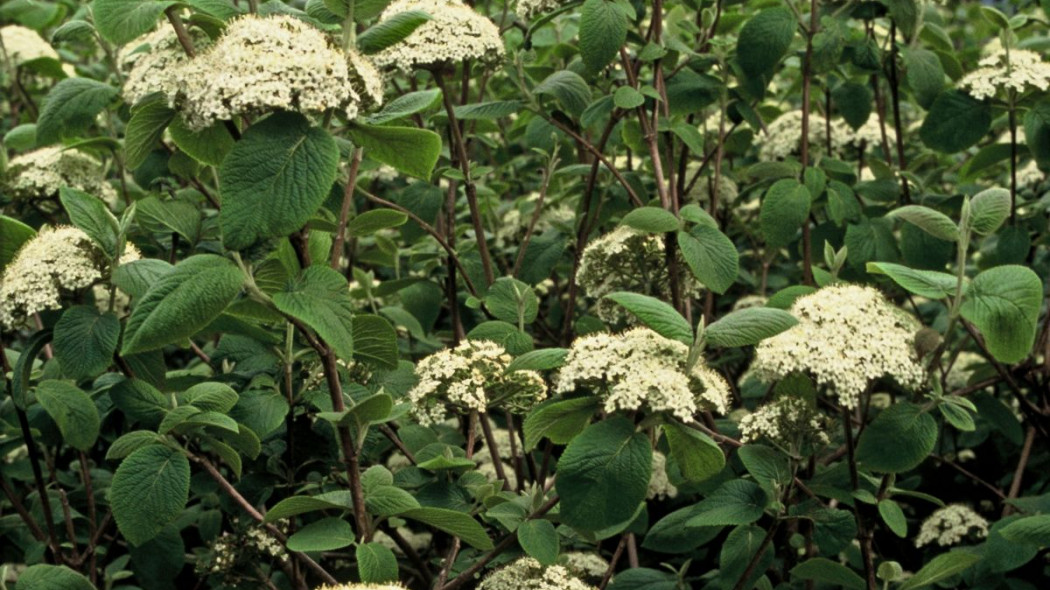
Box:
[738,397,830,448]
[516,0,561,20]
[556,327,731,420]
[914,504,989,548]
[407,340,547,426]
[1,25,58,65]
[0,227,140,328]
[559,552,608,583]
[117,26,211,107]
[3,146,118,204]
[478,557,597,590]
[577,226,702,324]
[371,0,505,72]
[959,48,1050,100]
[756,111,851,161]
[647,451,678,500]
[751,285,926,408]
[316,585,408,590]
[173,15,382,130]
[198,522,288,580]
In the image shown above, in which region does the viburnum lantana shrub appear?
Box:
[2,0,1050,588]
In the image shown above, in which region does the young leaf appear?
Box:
[367,89,442,124]
[967,187,1011,236]
[357,542,400,583]
[485,277,539,326]
[34,380,100,451]
[111,445,191,546]
[866,262,958,299]
[286,517,355,551]
[898,552,981,590]
[169,115,236,167]
[603,292,693,344]
[125,96,175,169]
[59,187,120,258]
[506,348,568,373]
[886,205,960,242]
[346,209,409,237]
[347,123,441,179]
[351,314,399,369]
[920,90,991,153]
[959,265,1043,364]
[273,266,356,360]
[878,499,908,537]
[662,422,725,483]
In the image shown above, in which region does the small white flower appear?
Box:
[516,0,562,20]
[647,451,678,500]
[914,504,988,547]
[959,48,1050,100]
[738,397,829,448]
[754,110,851,161]
[117,26,211,107]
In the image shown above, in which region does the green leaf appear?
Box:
[106,430,162,461]
[350,314,399,369]
[878,499,908,537]
[122,255,245,354]
[662,422,725,483]
[866,262,958,299]
[358,9,431,53]
[36,78,118,145]
[960,265,1044,364]
[263,491,353,523]
[832,82,873,129]
[506,348,568,373]
[401,507,494,550]
[678,226,739,294]
[109,378,171,428]
[705,307,797,347]
[903,48,946,109]
[620,207,680,233]
[453,100,523,121]
[125,96,174,168]
[112,259,174,299]
[111,445,191,546]
[169,116,235,167]
[920,90,991,153]
[790,558,866,590]
[0,215,36,272]
[738,445,792,493]
[855,402,937,473]
[59,186,119,257]
[14,564,95,590]
[179,382,238,413]
[219,112,340,250]
[613,85,645,109]
[93,0,177,44]
[34,380,100,451]
[886,205,960,242]
[686,479,768,527]
[365,484,420,518]
[348,123,441,180]
[556,417,652,532]
[273,266,355,360]
[603,292,693,345]
[11,330,53,410]
[737,7,797,77]
[522,396,598,450]
[533,70,591,118]
[518,520,559,565]
[367,89,442,124]
[998,514,1050,546]
[346,209,409,237]
[53,306,120,380]
[967,187,1011,236]
[760,179,811,247]
[898,552,981,590]
[286,517,355,552]
[357,542,399,583]
[578,0,627,72]
[486,277,539,326]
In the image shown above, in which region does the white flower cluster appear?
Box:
[0,227,139,328]
[172,15,383,130]
[846,116,898,151]
[556,327,731,421]
[478,557,597,590]
[647,451,678,500]
[117,26,211,107]
[751,284,926,408]
[407,340,547,426]
[1017,160,1044,190]
[1,25,58,65]
[3,147,117,204]
[959,49,1050,100]
[517,0,561,20]
[577,226,702,324]
[371,0,505,72]
[371,527,432,555]
[317,585,407,590]
[687,174,739,209]
[738,397,829,448]
[560,552,608,582]
[914,504,989,548]
[756,111,851,161]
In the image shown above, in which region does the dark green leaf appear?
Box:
[856,402,937,473]
[705,307,797,347]
[53,306,120,380]
[35,380,100,451]
[36,78,118,145]
[348,123,441,179]
[111,445,191,546]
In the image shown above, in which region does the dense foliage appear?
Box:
[1,0,1050,589]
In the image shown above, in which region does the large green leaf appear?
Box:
[366,89,442,124]
[59,187,120,257]
[0,215,36,271]
[273,266,356,360]
[678,225,739,294]
[517,519,559,565]
[485,277,539,326]
[109,378,171,428]
[790,558,866,590]
[286,517,355,551]
[967,187,1011,236]
[855,402,937,473]
[886,205,960,242]
[903,47,946,109]
[347,123,441,180]
[867,262,958,299]
[122,254,245,354]
[36,78,119,144]
[620,207,679,233]
[603,292,692,345]
[53,305,120,380]
[125,96,175,169]
[737,7,797,77]
[219,112,340,250]
[522,396,598,450]
[93,0,177,44]
[760,179,811,247]
[350,314,399,369]
[169,115,236,167]
[998,514,1050,546]
[401,507,494,550]
[533,70,591,117]
[358,10,431,53]
[578,0,628,73]
[920,90,991,153]
[960,265,1044,364]
[111,445,191,546]
[556,417,652,532]
[263,490,354,523]
[662,422,725,483]
[899,551,981,590]
[14,564,95,590]
[34,380,100,451]
[704,307,798,348]
[356,542,399,583]
[685,479,768,527]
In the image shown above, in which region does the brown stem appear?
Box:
[479,416,510,490]
[1003,426,1036,516]
[599,534,628,589]
[799,0,819,287]
[165,8,196,57]
[843,407,878,590]
[730,521,778,590]
[331,148,364,270]
[17,408,64,564]
[0,472,47,542]
[887,21,911,203]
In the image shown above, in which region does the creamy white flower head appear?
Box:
[174,15,382,130]
[371,0,505,72]
[317,584,408,590]
[560,552,608,582]
[1,25,58,66]
[738,397,829,448]
[407,340,547,426]
[556,327,730,420]
[0,227,138,328]
[756,110,851,161]
[3,146,117,205]
[117,26,211,107]
[959,48,1050,100]
[1017,159,1043,190]
[732,295,769,311]
[478,557,597,590]
[846,116,897,150]
[751,284,926,408]
[914,504,988,548]
[517,0,561,20]
[647,451,678,500]
[577,226,702,324]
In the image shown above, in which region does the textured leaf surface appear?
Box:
[761,179,811,247]
[401,507,494,550]
[579,0,628,72]
[36,78,118,144]
[678,225,739,294]
[603,292,692,344]
[93,0,177,44]
[111,445,190,546]
[737,7,797,77]
[274,266,356,360]
[960,265,1043,364]
[662,422,725,483]
[920,90,991,153]
[125,96,174,169]
[35,380,100,451]
[14,564,95,590]
[357,542,399,583]
[53,306,119,380]
[686,479,768,527]
[287,517,355,551]
[705,307,797,347]
[347,123,441,179]
[856,402,937,472]
[518,520,559,565]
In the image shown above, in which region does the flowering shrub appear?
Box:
[2,0,1050,589]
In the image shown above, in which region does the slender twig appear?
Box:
[331,148,364,270]
[1003,426,1037,516]
[165,8,196,57]
[843,407,878,590]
